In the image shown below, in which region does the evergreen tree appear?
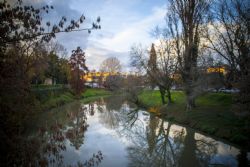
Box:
[69,47,88,96]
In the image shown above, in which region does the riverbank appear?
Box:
[33,87,250,148]
[138,90,250,149]
[33,87,112,111]
[81,88,113,103]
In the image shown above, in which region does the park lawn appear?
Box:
[139,90,250,148]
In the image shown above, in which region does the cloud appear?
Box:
[85,46,129,71]
[20,0,167,71]
[97,6,166,52]
[85,5,166,70]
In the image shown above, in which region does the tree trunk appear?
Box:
[52,77,55,85]
[179,129,199,167]
[147,114,158,156]
[183,54,198,111]
[159,87,166,104]
[186,94,195,111]
[166,89,172,104]
[185,82,196,111]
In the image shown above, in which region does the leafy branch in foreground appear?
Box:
[0,0,101,46]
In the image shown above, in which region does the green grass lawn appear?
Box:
[82,88,112,98]
[35,87,112,111]
[40,92,75,111]
[139,90,250,148]
[81,88,112,103]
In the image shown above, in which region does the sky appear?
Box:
[25,0,167,71]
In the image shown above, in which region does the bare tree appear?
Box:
[205,0,250,113]
[151,41,178,104]
[123,74,145,104]
[166,0,211,110]
[104,74,123,91]
[100,57,122,73]
[99,57,123,91]
[130,41,177,105]
[44,40,68,58]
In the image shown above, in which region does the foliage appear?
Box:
[45,52,70,84]
[31,85,70,102]
[27,41,71,85]
[147,43,158,89]
[69,47,88,96]
[0,0,101,46]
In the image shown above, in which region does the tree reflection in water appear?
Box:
[75,97,248,167]
[22,97,248,167]
[23,101,103,167]
[66,103,88,150]
[104,104,219,167]
[96,96,125,129]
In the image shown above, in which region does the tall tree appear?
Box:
[100,57,123,91]
[130,41,177,105]
[148,44,157,72]
[46,52,60,84]
[69,47,88,96]
[206,0,250,113]
[147,43,158,89]
[166,0,211,110]
[57,58,71,84]
[149,42,177,104]
[29,42,48,84]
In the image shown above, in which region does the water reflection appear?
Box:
[26,101,103,167]
[121,113,217,167]
[65,103,88,150]
[26,97,249,167]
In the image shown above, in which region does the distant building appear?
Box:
[206,66,228,75]
[82,71,120,82]
[82,71,128,87]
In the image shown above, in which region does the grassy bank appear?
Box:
[139,90,250,148]
[81,88,113,103]
[40,92,75,111]
[32,86,112,111]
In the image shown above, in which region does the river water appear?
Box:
[27,96,249,167]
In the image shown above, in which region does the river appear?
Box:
[26,96,249,167]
